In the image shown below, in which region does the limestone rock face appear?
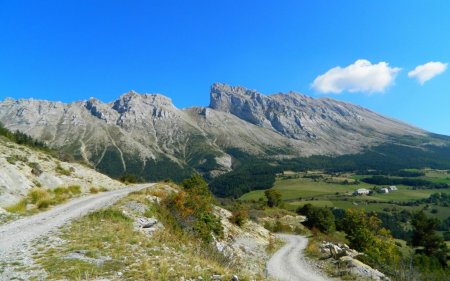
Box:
[0,83,430,181]
[210,82,424,145]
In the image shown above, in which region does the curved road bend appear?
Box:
[267,234,333,281]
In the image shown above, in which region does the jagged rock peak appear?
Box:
[112,91,175,114]
[211,82,260,97]
[209,83,266,114]
[115,91,174,106]
[210,83,312,105]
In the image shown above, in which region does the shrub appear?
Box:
[340,209,400,267]
[264,221,291,233]
[118,173,142,184]
[67,185,81,195]
[36,198,51,209]
[28,187,50,204]
[296,204,335,233]
[6,156,18,164]
[53,186,70,196]
[55,164,71,176]
[411,211,448,267]
[230,209,249,227]
[273,221,291,232]
[88,209,132,223]
[264,189,282,208]
[163,174,223,242]
[89,187,99,194]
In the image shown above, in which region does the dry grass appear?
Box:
[28,187,50,205]
[34,186,261,280]
[5,198,27,213]
[55,164,72,176]
[6,185,83,214]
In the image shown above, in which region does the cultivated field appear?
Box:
[240,169,450,220]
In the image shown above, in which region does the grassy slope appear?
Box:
[33,185,263,281]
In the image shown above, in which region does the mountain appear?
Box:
[0,83,449,189]
[209,83,425,151]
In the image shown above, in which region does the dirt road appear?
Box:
[267,234,333,281]
[0,184,151,255]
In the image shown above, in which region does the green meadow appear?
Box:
[240,170,450,220]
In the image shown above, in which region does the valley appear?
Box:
[240,169,450,235]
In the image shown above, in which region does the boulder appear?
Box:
[339,256,390,281]
[134,217,164,235]
[146,195,161,204]
[30,163,43,176]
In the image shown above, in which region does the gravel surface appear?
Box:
[267,234,333,281]
[0,184,151,280]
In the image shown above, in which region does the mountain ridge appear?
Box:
[0,83,447,186]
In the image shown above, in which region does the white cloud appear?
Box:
[408,61,447,85]
[312,59,401,94]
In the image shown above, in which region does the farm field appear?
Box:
[240,170,450,220]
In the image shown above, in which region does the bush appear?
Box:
[118,173,143,184]
[411,211,448,267]
[182,173,208,191]
[230,209,249,227]
[89,187,99,194]
[163,174,223,242]
[88,209,132,223]
[36,198,51,209]
[264,221,291,233]
[340,209,400,266]
[264,189,282,208]
[28,187,50,204]
[67,185,81,195]
[297,204,335,233]
[55,164,71,176]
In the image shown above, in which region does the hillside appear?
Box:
[0,135,122,210]
[0,181,277,280]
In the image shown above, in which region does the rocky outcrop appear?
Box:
[319,241,390,281]
[213,206,273,275]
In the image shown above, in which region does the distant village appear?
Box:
[353,185,398,196]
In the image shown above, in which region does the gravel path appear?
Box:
[0,184,151,280]
[267,234,333,281]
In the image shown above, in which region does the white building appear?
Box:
[354,188,371,195]
[380,188,390,194]
[388,186,398,191]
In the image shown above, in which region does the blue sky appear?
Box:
[1,1,449,135]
